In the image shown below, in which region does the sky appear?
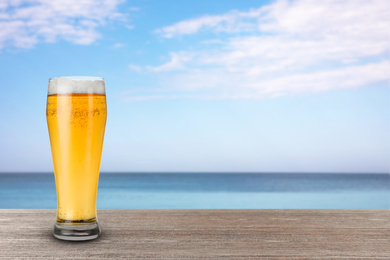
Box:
[0,0,389,173]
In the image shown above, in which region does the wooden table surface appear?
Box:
[0,209,389,259]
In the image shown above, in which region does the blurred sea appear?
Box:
[0,173,389,209]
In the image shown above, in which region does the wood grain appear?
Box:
[0,209,389,259]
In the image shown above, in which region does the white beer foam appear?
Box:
[48,76,105,95]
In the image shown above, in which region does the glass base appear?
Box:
[53,222,101,241]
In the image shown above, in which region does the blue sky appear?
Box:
[0,0,388,173]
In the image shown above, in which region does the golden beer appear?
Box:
[46,77,106,241]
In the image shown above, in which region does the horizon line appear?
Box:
[0,171,388,175]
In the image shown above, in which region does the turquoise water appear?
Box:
[0,173,389,209]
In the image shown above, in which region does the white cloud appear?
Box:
[128,64,142,72]
[131,0,390,100]
[146,52,193,72]
[113,43,125,48]
[0,0,125,49]
[155,8,264,38]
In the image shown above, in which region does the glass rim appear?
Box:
[49,76,104,82]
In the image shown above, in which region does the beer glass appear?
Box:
[46,76,107,241]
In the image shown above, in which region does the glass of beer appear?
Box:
[46,76,107,241]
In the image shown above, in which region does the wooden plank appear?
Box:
[0,209,389,259]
